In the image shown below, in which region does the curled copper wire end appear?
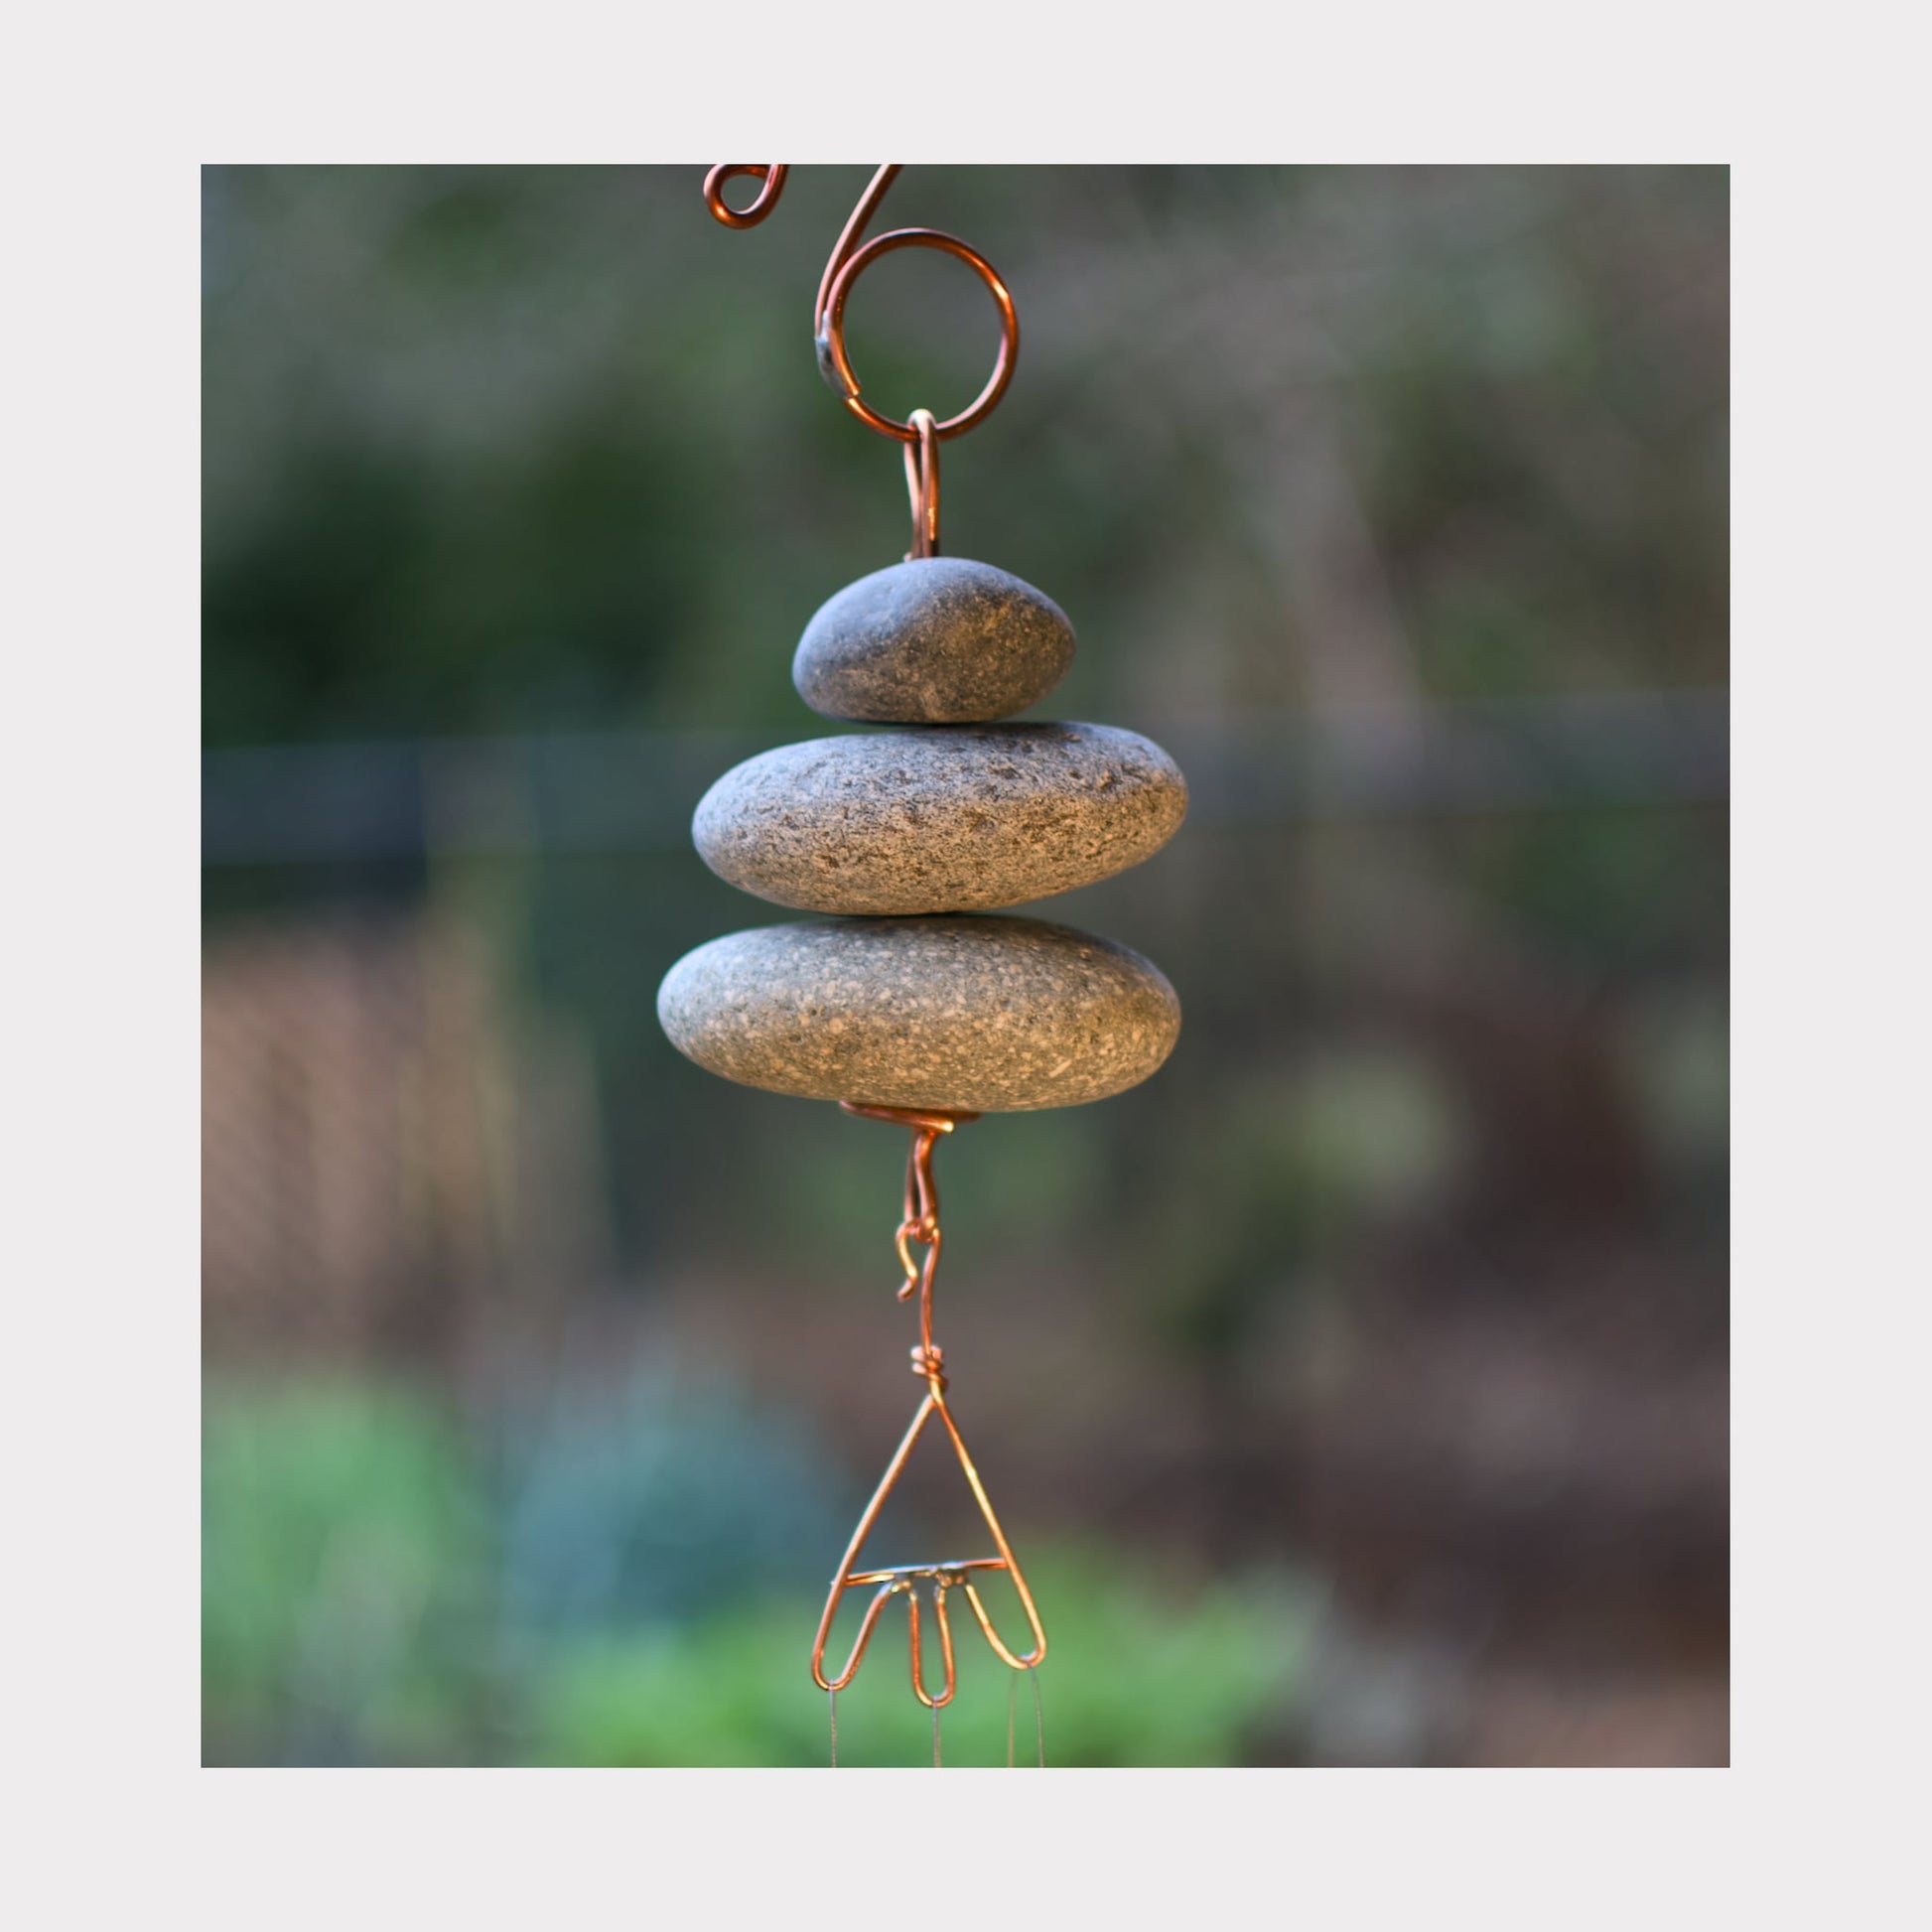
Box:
[701,164,787,229]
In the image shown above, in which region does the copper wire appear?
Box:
[903,408,940,560]
[808,1104,1048,1711]
[700,163,789,230]
[703,164,1019,555]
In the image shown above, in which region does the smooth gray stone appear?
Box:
[793,558,1075,724]
[692,723,1187,915]
[656,915,1180,1113]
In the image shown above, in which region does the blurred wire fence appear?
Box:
[205,695,1726,866]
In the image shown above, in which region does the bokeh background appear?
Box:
[202,165,1728,1767]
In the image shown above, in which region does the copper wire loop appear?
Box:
[809,1104,1047,1709]
[703,163,1021,444]
[817,224,1019,443]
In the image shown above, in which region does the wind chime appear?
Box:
[658,165,1187,1765]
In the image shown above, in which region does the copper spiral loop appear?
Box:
[809,1103,1048,1711]
[703,163,1019,554]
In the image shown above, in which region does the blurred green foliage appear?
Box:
[202,1382,494,1763]
[497,1360,850,1633]
[204,1373,1310,1766]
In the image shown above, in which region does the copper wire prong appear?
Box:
[812,1577,908,1695]
[959,1576,1047,1673]
[906,1582,957,1710]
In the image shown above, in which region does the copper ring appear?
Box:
[817,227,1019,443]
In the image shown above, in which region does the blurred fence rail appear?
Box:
[203,691,1727,867]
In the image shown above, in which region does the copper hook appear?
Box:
[701,163,788,230]
[704,163,1021,447]
[903,408,940,560]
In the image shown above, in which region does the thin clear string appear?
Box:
[828,1687,838,1768]
[1007,1665,1044,1767]
[932,1698,942,1768]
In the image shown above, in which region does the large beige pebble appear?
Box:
[656,915,1180,1112]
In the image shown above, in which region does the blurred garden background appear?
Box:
[202,165,1727,1766]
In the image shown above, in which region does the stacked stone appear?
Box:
[656,557,1185,1113]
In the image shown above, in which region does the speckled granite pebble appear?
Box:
[693,723,1187,915]
[656,915,1180,1111]
[793,558,1075,723]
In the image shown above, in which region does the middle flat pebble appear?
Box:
[692,722,1187,915]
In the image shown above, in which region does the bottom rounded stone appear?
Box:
[656,915,1180,1113]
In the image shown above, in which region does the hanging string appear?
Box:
[932,1696,942,1769]
[1008,1664,1045,1767]
[828,1686,838,1769]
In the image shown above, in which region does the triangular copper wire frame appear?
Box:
[809,1380,1047,1710]
[810,1102,1045,1712]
